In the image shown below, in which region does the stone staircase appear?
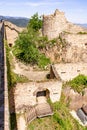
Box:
[36,103,53,118]
[26,97,53,124]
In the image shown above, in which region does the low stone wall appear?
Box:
[52,63,87,81]
[4,21,24,46]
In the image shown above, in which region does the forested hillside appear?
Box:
[0,15,29,27]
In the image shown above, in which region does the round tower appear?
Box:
[42,9,68,40]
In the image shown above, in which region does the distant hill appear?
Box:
[76,23,87,28]
[0,15,29,27]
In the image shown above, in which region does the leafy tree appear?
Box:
[13,30,39,64]
[13,14,50,68]
[27,13,42,31]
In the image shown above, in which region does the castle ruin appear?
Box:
[42,9,68,40]
[42,9,86,40]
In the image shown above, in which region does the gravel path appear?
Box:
[13,59,49,81]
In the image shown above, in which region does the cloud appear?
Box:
[0,2,5,5]
[24,1,63,7]
[0,1,63,7]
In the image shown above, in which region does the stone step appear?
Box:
[36,103,53,118]
[26,107,36,123]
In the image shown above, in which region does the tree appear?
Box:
[13,30,39,64]
[13,13,50,68]
[27,13,42,31]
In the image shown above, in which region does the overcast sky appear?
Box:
[0,0,87,23]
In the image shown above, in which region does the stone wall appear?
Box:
[0,22,10,130]
[42,9,68,40]
[42,9,87,40]
[4,23,10,130]
[4,21,24,46]
[41,32,87,63]
[63,87,87,110]
[62,34,87,63]
[10,81,62,113]
[52,63,87,81]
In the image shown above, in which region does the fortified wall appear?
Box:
[0,22,10,130]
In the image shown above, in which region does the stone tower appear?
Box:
[42,9,68,40]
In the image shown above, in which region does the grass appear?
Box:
[77,32,87,34]
[63,74,87,93]
[27,94,87,130]
[6,41,29,90]
[10,113,17,130]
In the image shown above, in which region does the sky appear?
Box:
[0,0,87,23]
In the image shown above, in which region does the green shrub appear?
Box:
[77,32,87,34]
[13,14,50,69]
[38,54,50,69]
[67,74,87,93]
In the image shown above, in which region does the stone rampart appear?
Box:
[4,22,10,130]
[0,22,10,130]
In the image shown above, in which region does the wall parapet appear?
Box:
[0,21,10,129]
[3,22,10,130]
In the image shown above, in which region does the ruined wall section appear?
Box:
[4,21,24,46]
[62,34,87,63]
[42,9,86,40]
[42,9,68,40]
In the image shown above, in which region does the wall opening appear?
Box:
[9,43,12,47]
[36,91,46,97]
[36,89,50,99]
